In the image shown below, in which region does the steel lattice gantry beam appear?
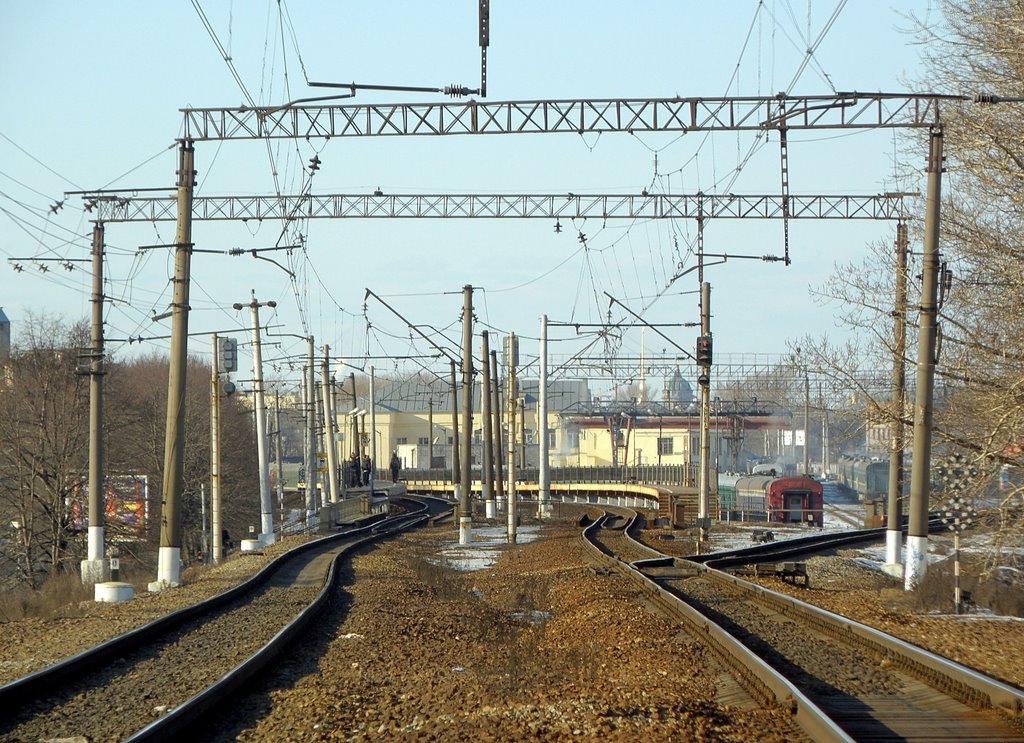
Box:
[181,92,960,141]
[90,191,909,223]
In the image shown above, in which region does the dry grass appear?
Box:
[0,572,92,621]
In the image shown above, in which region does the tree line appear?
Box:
[0,313,259,590]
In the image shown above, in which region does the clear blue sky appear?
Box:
[0,1,941,391]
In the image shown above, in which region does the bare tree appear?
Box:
[0,314,89,588]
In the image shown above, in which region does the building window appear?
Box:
[418,437,429,445]
[657,437,674,455]
[397,437,408,445]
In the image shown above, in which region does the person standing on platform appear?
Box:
[390,451,401,482]
[362,454,373,488]
[349,451,361,487]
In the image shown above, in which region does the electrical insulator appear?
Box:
[696,335,712,367]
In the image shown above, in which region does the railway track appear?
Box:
[0,497,448,742]
[585,512,663,565]
[583,509,1024,742]
[677,514,947,571]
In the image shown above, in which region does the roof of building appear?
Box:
[373,376,592,415]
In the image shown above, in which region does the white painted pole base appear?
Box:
[459,516,472,545]
[507,498,517,544]
[260,531,277,547]
[537,495,552,519]
[95,581,134,602]
[885,528,903,568]
[485,499,496,519]
[904,535,928,590]
[87,525,104,561]
[149,546,181,592]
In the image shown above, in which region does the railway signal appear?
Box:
[696,335,712,369]
[217,336,237,372]
[936,454,979,615]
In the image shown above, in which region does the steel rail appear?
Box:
[584,508,1024,739]
[580,509,853,742]
[0,501,433,714]
[125,500,438,741]
[689,515,946,569]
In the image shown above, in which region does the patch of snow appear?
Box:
[437,525,542,571]
[510,610,552,625]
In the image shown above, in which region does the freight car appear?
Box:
[717,473,823,527]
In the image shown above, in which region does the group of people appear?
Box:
[346,451,403,487]
[348,452,373,487]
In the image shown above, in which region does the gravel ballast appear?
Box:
[2,519,1022,740]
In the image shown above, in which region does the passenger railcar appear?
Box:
[837,457,890,501]
[765,476,823,527]
[717,473,823,527]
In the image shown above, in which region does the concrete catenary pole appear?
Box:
[315,382,327,502]
[697,282,712,542]
[481,331,495,518]
[82,220,107,585]
[538,314,551,518]
[450,360,461,495]
[428,399,434,471]
[821,384,830,476]
[321,347,338,503]
[369,365,377,491]
[506,333,518,544]
[210,334,223,563]
[519,397,527,468]
[802,372,810,476]
[886,222,909,569]
[305,337,317,525]
[274,389,285,530]
[459,285,474,544]
[154,139,194,590]
[905,127,944,590]
[348,372,358,472]
[491,349,505,503]
[240,294,276,545]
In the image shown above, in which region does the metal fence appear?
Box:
[397,463,698,487]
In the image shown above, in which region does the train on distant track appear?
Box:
[716,473,824,527]
[836,457,901,502]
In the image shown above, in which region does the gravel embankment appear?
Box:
[0,534,313,685]
[211,523,803,741]
[2,520,1022,741]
